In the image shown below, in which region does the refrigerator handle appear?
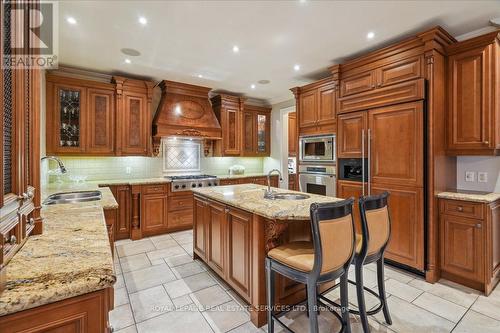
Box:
[368,128,371,196]
[361,129,365,196]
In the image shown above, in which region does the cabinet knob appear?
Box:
[224,208,230,213]
[457,206,463,212]
[5,235,17,245]
[29,218,35,226]
[18,193,29,200]
[476,223,482,229]
[371,84,375,89]
[484,141,489,145]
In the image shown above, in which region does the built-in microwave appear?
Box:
[299,134,336,163]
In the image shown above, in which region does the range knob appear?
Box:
[191,184,196,188]
[208,183,212,186]
[174,185,180,189]
[198,183,202,187]
[181,184,186,189]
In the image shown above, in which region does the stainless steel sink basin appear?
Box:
[268,193,310,200]
[43,190,102,205]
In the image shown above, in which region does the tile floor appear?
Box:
[110,229,500,333]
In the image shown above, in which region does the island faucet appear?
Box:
[41,156,67,174]
[264,169,283,199]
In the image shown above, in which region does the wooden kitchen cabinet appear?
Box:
[207,200,226,277]
[167,193,194,231]
[439,198,500,295]
[291,75,338,137]
[445,31,500,155]
[337,111,367,158]
[114,76,154,156]
[140,185,168,237]
[340,55,422,98]
[336,180,367,234]
[103,208,116,257]
[226,207,253,301]
[107,185,131,240]
[194,197,209,260]
[212,95,244,156]
[87,88,115,155]
[288,112,297,156]
[242,105,271,157]
[219,175,278,187]
[288,174,297,191]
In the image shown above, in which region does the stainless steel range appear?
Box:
[167,174,219,192]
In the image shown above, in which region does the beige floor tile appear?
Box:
[136,309,213,333]
[454,310,500,333]
[115,325,138,333]
[409,278,479,308]
[384,278,423,302]
[165,253,195,267]
[172,261,206,278]
[373,296,454,332]
[323,282,385,311]
[146,246,186,262]
[406,277,434,292]
[164,272,217,298]
[470,291,500,321]
[115,287,129,307]
[120,253,152,273]
[115,238,133,246]
[174,234,194,245]
[172,295,194,310]
[110,304,135,331]
[413,292,467,323]
[207,270,232,291]
[203,300,250,333]
[347,266,380,288]
[124,263,176,293]
[383,266,415,283]
[117,239,156,257]
[228,321,264,333]
[115,274,125,289]
[191,285,233,310]
[129,285,174,323]
[149,234,173,243]
[181,242,194,255]
[152,238,179,250]
[115,262,123,275]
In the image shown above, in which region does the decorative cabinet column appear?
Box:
[130,185,142,240]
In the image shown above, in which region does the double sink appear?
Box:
[43,191,102,205]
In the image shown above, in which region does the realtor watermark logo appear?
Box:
[2,1,58,69]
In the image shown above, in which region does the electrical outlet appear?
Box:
[465,171,476,182]
[478,172,488,183]
[126,166,132,174]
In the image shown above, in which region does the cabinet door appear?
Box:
[340,71,376,97]
[369,101,423,187]
[87,88,114,154]
[447,45,492,151]
[252,177,267,186]
[317,85,336,125]
[440,214,484,282]
[256,113,270,156]
[141,193,168,236]
[223,108,241,156]
[110,185,131,240]
[337,180,367,235]
[298,90,317,128]
[48,84,87,154]
[378,56,422,88]
[207,200,226,277]
[121,93,148,155]
[226,207,252,301]
[337,111,367,158]
[242,111,255,155]
[194,197,208,259]
[371,184,424,270]
[288,112,297,156]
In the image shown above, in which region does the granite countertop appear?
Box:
[42,183,119,209]
[437,189,500,203]
[0,187,117,316]
[193,184,341,220]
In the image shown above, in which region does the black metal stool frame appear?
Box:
[265,198,356,333]
[320,192,393,333]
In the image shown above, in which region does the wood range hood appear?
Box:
[152,80,222,145]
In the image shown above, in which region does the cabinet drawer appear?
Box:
[440,199,484,220]
[142,184,167,194]
[168,210,193,228]
[168,195,194,212]
[220,179,241,185]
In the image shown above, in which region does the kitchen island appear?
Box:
[192,184,342,327]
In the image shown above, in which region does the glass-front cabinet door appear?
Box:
[50,84,86,153]
[256,113,270,156]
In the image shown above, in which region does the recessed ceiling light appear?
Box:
[197,74,203,78]
[121,48,141,57]
[367,31,375,39]
[250,84,256,89]
[258,79,270,85]
[293,64,300,71]
[67,17,77,25]
[124,58,131,64]
[232,45,240,53]
[138,16,148,25]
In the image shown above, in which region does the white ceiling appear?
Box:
[58,1,500,104]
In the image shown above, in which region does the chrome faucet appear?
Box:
[264,169,283,199]
[41,156,67,174]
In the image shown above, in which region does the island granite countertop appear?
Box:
[0,186,117,316]
[437,189,500,203]
[192,184,342,220]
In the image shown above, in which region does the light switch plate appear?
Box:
[126,166,132,174]
[478,172,488,183]
[465,171,476,182]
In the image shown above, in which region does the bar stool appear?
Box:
[265,198,356,333]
